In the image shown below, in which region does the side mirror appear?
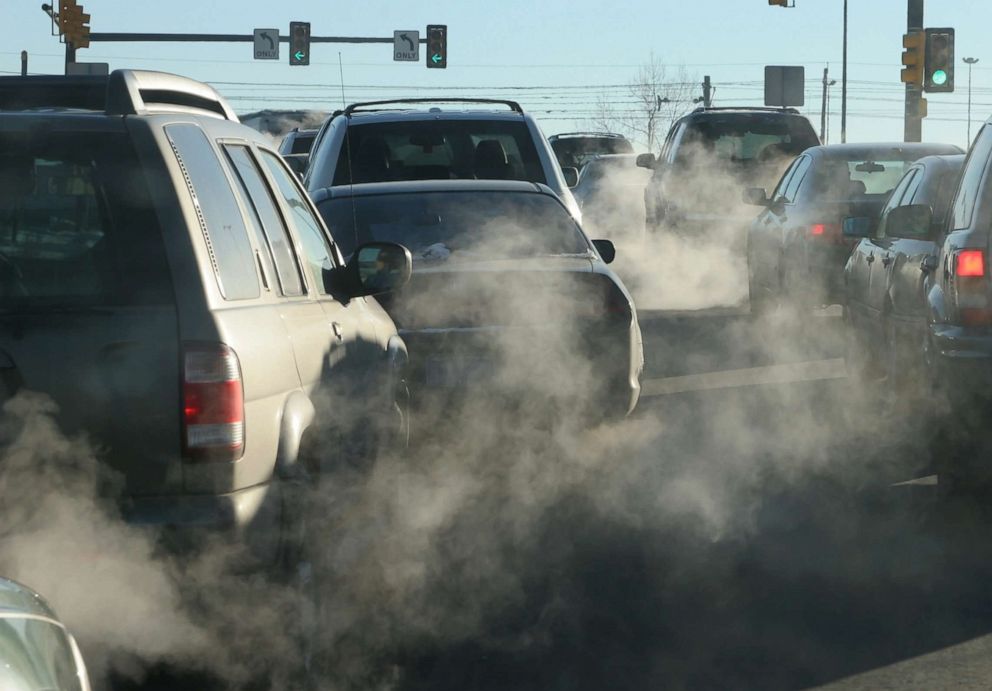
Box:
[562,166,579,188]
[592,238,615,264]
[842,216,873,238]
[886,204,934,239]
[326,242,412,298]
[636,153,656,169]
[742,187,769,206]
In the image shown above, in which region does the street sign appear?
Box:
[393,30,419,62]
[764,65,805,107]
[253,28,279,60]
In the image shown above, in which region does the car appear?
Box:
[311,179,643,420]
[570,153,653,240]
[303,98,583,220]
[278,127,319,156]
[0,70,411,565]
[843,154,964,389]
[548,131,634,173]
[638,106,820,238]
[0,577,91,691]
[745,142,962,314]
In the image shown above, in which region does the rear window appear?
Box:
[552,136,634,170]
[0,129,173,309]
[319,191,589,260]
[333,120,546,186]
[677,116,817,165]
[810,158,918,200]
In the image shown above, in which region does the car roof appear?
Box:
[0,577,59,621]
[317,179,550,199]
[549,132,629,141]
[681,107,804,119]
[335,109,528,125]
[913,153,967,169]
[805,142,964,159]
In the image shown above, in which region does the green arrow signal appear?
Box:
[294,50,306,61]
[431,53,442,64]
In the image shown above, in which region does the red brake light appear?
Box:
[811,223,826,236]
[182,343,244,462]
[956,250,985,277]
[809,222,842,243]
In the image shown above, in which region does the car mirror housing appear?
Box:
[842,216,873,238]
[742,187,769,206]
[562,166,579,188]
[592,238,616,264]
[636,153,656,169]
[326,242,412,298]
[886,204,934,239]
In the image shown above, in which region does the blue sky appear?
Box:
[6,0,992,150]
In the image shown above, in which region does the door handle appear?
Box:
[882,255,893,267]
[866,253,875,264]
[332,322,343,340]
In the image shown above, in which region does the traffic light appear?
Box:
[768,0,790,6]
[289,21,310,66]
[901,30,925,86]
[924,28,955,92]
[426,24,447,69]
[58,0,91,49]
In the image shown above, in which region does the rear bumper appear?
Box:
[929,323,992,397]
[122,481,283,561]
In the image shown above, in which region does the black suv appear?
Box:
[638,107,820,237]
[0,70,411,563]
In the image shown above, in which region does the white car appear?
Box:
[303,98,582,220]
[0,578,91,691]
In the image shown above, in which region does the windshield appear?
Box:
[811,158,919,199]
[551,136,634,170]
[320,191,589,260]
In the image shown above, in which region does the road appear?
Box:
[113,304,992,691]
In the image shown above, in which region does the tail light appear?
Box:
[809,222,844,244]
[182,343,244,462]
[952,249,992,326]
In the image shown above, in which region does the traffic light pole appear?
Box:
[905,0,924,142]
[86,32,426,45]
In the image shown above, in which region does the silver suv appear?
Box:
[303,98,582,220]
[0,70,411,561]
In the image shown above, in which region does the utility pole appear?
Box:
[964,56,979,145]
[20,51,27,76]
[905,0,925,142]
[841,0,848,142]
[821,67,829,142]
[702,75,712,107]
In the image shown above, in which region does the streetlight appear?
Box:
[964,57,980,145]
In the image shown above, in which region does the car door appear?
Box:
[258,148,386,404]
[771,154,813,296]
[749,156,800,293]
[865,168,922,335]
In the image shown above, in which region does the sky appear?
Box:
[6,0,992,151]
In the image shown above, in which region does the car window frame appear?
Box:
[782,154,812,204]
[950,123,992,231]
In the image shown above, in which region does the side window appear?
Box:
[876,168,919,240]
[783,155,811,203]
[166,124,259,300]
[259,150,336,295]
[901,168,925,205]
[665,123,687,164]
[771,158,800,201]
[951,124,992,230]
[222,145,305,297]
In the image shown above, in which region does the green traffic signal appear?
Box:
[931,69,948,86]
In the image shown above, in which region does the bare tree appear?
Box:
[588,55,698,154]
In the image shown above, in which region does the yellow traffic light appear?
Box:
[58,0,91,49]
[901,31,925,86]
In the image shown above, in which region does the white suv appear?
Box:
[303,98,581,220]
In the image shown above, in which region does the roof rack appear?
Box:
[691,106,800,114]
[0,70,237,121]
[342,98,523,116]
[548,131,628,139]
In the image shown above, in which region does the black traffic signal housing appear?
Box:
[426,24,447,69]
[289,21,310,66]
[59,0,91,49]
[767,0,791,6]
[924,27,955,93]
[901,30,924,86]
